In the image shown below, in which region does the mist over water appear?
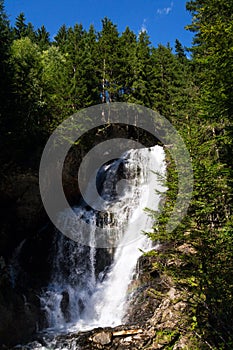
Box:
[40,145,166,334]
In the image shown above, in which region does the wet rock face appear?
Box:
[0,173,48,346]
[123,252,170,324]
[0,277,41,347]
[19,326,154,350]
[0,150,83,346]
[0,174,45,257]
[7,249,193,350]
[71,326,153,350]
[10,324,189,350]
[0,133,130,347]
[62,146,82,206]
[0,172,54,346]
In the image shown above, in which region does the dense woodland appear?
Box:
[0,0,232,348]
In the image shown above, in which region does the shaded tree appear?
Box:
[0,0,12,138]
[37,25,50,50]
[9,37,45,137]
[174,39,186,61]
[97,17,122,102]
[14,12,28,39]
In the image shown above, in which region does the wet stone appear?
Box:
[92,331,113,345]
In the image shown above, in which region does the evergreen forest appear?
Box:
[0,0,232,348]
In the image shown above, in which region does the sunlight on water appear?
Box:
[40,145,166,334]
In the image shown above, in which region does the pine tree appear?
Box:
[129,31,151,106]
[14,12,28,39]
[183,1,233,346]
[80,25,100,106]
[186,0,233,121]
[149,44,192,124]
[63,24,88,111]
[54,24,68,50]
[174,39,186,61]
[25,22,37,42]
[97,18,122,102]
[36,25,50,50]
[0,0,12,138]
[118,27,137,102]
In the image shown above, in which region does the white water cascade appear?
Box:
[40,145,166,333]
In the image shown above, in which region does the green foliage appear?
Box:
[175,39,187,61]
[36,25,50,50]
[145,1,233,348]
[14,12,28,39]
[186,0,233,121]
[9,37,44,134]
[0,0,12,129]
[41,46,70,128]
[0,1,232,347]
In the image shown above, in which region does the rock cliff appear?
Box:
[6,244,198,349]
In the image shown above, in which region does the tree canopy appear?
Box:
[0,1,232,348]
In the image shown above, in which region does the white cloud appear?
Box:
[139,18,147,34]
[157,1,174,15]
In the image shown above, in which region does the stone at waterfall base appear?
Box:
[8,247,198,349]
[91,331,113,345]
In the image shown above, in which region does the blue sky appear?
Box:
[4,0,194,50]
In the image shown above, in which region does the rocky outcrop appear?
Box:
[7,245,197,350]
[8,292,193,349]
[0,170,51,346]
[0,255,42,346]
[123,251,171,324]
[0,125,158,348]
[0,172,45,257]
[0,171,45,346]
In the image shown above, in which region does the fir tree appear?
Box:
[14,12,28,39]
[54,24,68,50]
[130,31,151,106]
[174,39,186,61]
[37,25,50,50]
[0,0,12,138]
[97,18,121,102]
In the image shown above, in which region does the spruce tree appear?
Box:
[25,22,37,42]
[97,18,121,102]
[14,12,28,39]
[37,25,50,50]
[0,0,12,139]
[174,39,186,61]
[129,31,151,106]
[118,27,137,102]
[183,1,233,346]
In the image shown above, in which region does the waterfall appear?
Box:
[40,145,166,333]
